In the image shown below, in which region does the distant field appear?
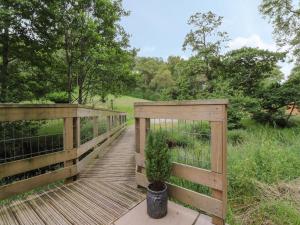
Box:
[92,95,150,124]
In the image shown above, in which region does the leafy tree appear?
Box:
[183,11,229,91]
[222,47,285,96]
[260,0,300,62]
[0,0,60,102]
[167,56,184,78]
[149,69,174,90]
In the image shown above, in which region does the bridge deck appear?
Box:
[0,126,214,225]
[0,127,145,225]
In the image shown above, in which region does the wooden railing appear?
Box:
[134,100,228,225]
[0,104,127,200]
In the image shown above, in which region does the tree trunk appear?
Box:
[78,83,83,104]
[1,27,9,102]
[64,30,73,103]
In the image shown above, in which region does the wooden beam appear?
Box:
[77,126,126,172]
[0,150,77,179]
[211,120,225,225]
[167,183,223,218]
[134,100,229,106]
[64,118,76,183]
[0,165,77,200]
[135,159,223,191]
[171,163,223,191]
[134,105,225,121]
[0,107,77,122]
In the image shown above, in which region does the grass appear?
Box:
[148,116,300,225]
[5,96,300,224]
[90,95,149,125]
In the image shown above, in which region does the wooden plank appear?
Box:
[135,118,140,153]
[78,133,109,157]
[139,118,147,157]
[74,117,81,148]
[93,116,99,137]
[211,120,226,224]
[221,106,228,219]
[64,118,75,183]
[136,172,149,187]
[77,125,124,157]
[0,107,77,122]
[211,122,223,173]
[77,127,126,172]
[134,105,225,121]
[135,158,222,191]
[0,150,77,179]
[167,183,223,218]
[171,163,223,191]
[134,99,229,106]
[0,165,77,200]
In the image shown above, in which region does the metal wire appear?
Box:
[149,118,211,169]
[0,119,64,164]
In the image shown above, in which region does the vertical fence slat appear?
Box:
[93,116,99,137]
[64,117,76,183]
[211,120,225,225]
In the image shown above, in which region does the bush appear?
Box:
[145,130,172,189]
[253,110,292,128]
[228,129,247,145]
[46,92,69,103]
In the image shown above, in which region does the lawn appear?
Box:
[91,95,150,125]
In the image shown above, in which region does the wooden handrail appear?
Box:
[134,100,228,225]
[0,104,127,200]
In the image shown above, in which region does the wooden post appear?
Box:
[64,117,76,183]
[211,118,226,225]
[93,116,99,137]
[136,118,150,187]
[107,116,111,131]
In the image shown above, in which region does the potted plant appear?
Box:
[145,130,172,219]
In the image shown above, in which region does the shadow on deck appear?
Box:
[0,127,215,225]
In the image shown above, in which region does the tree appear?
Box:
[149,69,174,90]
[55,0,134,104]
[260,0,300,62]
[222,47,285,96]
[0,0,60,102]
[183,11,229,91]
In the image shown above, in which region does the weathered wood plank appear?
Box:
[0,165,77,200]
[167,183,223,218]
[0,150,77,179]
[134,105,225,121]
[171,162,223,191]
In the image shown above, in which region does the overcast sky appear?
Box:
[120,0,294,78]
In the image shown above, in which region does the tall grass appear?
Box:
[150,118,300,225]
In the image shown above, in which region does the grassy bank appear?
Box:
[148,117,300,225]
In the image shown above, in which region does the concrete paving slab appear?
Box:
[114,199,201,225]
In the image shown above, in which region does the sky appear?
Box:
[120,0,294,78]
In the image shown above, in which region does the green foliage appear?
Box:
[222,47,285,96]
[0,0,135,104]
[145,130,172,184]
[46,92,68,103]
[228,129,247,145]
[260,0,300,62]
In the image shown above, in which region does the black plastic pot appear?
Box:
[146,182,168,219]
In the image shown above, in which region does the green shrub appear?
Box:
[165,131,192,148]
[145,130,172,188]
[46,92,69,103]
[187,122,210,141]
[228,129,247,145]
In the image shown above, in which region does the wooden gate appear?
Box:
[134,100,228,225]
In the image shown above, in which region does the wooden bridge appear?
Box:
[0,101,228,225]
